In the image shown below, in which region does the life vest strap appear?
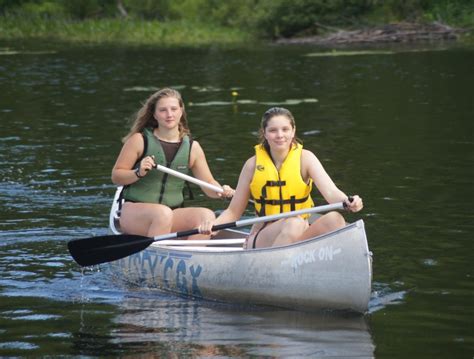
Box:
[255,194,310,216]
[254,196,309,206]
[265,180,286,187]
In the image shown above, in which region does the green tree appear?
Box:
[62,0,117,19]
[256,0,374,38]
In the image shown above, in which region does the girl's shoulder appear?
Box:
[301,149,322,174]
[243,156,256,171]
[190,139,202,152]
[128,132,145,142]
[301,148,318,161]
[122,132,145,150]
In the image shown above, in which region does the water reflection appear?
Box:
[111,297,375,357]
[188,97,318,107]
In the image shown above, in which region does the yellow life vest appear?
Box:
[250,143,314,218]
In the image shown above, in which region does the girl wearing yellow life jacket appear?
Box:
[111,88,234,239]
[199,107,363,249]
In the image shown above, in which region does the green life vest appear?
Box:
[123,128,191,208]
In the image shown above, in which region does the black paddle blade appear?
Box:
[67,234,154,267]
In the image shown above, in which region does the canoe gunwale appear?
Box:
[146,220,366,255]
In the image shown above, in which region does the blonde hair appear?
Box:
[258,107,300,151]
[122,88,190,143]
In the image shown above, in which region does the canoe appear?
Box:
[107,187,373,313]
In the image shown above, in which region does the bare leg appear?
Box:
[249,216,308,248]
[171,207,216,240]
[298,211,346,241]
[120,202,173,237]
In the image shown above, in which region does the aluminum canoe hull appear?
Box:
[108,219,372,313]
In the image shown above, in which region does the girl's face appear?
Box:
[264,115,295,151]
[154,96,182,130]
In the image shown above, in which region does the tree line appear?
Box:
[1,0,472,38]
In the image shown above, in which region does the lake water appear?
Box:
[0,40,472,357]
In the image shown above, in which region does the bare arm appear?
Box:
[198,157,254,235]
[302,150,363,212]
[213,157,254,225]
[189,141,234,198]
[111,133,146,185]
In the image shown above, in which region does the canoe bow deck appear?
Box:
[108,187,373,313]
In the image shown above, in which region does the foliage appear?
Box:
[16,1,64,17]
[122,0,175,20]
[254,0,376,38]
[376,0,431,20]
[61,0,117,19]
[0,15,252,46]
[0,0,28,14]
[0,0,472,40]
[424,0,474,26]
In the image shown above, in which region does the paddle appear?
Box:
[68,201,346,267]
[153,163,224,194]
[152,163,253,203]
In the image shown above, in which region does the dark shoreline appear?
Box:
[276,22,470,46]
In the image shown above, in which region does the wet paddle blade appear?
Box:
[67,234,153,267]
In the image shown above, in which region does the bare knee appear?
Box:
[200,208,216,221]
[280,217,307,242]
[299,211,345,241]
[183,208,215,227]
[152,205,174,222]
[322,211,346,230]
[170,208,216,240]
[147,206,173,236]
[120,203,174,236]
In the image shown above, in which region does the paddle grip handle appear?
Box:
[343,196,354,209]
[212,222,237,231]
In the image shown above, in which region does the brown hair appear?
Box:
[122,88,190,143]
[258,107,300,151]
